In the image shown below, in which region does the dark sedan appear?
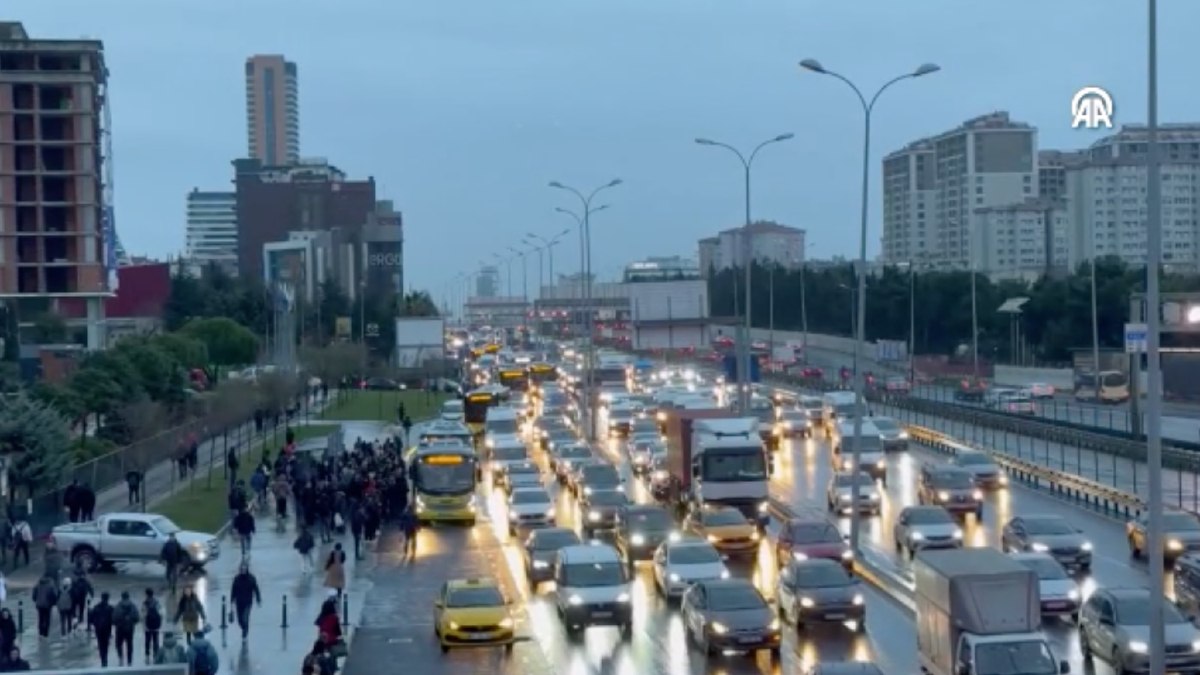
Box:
[681,579,781,658]
[523,527,581,589]
[1001,515,1093,572]
[776,559,865,630]
[579,489,630,537]
[614,505,676,564]
[776,519,853,570]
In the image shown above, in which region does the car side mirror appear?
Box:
[433,600,443,609]
[1059,660,1070,674]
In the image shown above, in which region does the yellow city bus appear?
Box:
[497,368,529,393]
[410,445,479,525]
[464,390,497,436]
[528,362,558,386]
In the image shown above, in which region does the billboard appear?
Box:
[365,241,403,295]
[395,317,444,369]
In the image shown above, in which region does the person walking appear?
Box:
[293,527,315,575]
[68,567,92,629]
[56,577,74,635]
[63,480,82,523]
[11,519,30,569]
[31,576,57,640]
[142,588,163,661]
[173,586,206,644]
[0,609,15,657]
[233,508,256,555]
[42,540,63,581]
[159,532,185,593]
[349,505,365,560]
[125,469,143,505]
[314,597,342,650]
[400,505,419,558]
[113,590,140,666]
[88,591,115,667]
[186,625,219,675]
[229,562,261,639]
[302,639,337,675]
[272,473,291,520]
[323,544,346,599]
[79,484,96,522]
[153,630,188,665]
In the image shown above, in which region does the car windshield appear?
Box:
[801,400,823,411]
[507,464,538,475]
[833,403,857,417]
[1023,518,1074,535]
[1016,557,1068,580]
[559,446,592,460]
[1114,596,1186,624]
[510,491,550,505]
[446,586,505,608]
[562,561,624,587]
[834,473,875,487]
[588,491,628,507]
[842,435,884,453]
[931,471,974,488]
[625,509,671,529]
[957,453,995,467]
[631,434,658,445]
[669,545,721,565]
[791,563,854,587]
[907,508,954,525]
[1163,514,1200,531]
[704,510,747,527]
[871,418,899,432]
[443,401,463,413]
[973,640,1060,675]
[487,419,519,435]
[782,411,806,420]
[707,585,765,611]
[632,421,657,434]
[532,531,579,550]
[150,517,181,535]
[492,447,528,461]
[701,451,767,482]
[790,523,842,543]
[581,466,619,484]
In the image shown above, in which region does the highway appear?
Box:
[400,403,1179,674]
[800,345,1200,443]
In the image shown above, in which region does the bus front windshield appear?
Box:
[416,459,476,494]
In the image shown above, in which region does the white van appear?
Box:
[821,391,859,428]
[829,419,888,485]
[553,544,633,639]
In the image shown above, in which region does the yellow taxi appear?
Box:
[434,578,515,653]
[685,505,761,556]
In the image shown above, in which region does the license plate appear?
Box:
[467,632,492,640]
[825,613,846,620]
[737,636,760,645]
[592,611,612,619]
[1044,602,1066,610]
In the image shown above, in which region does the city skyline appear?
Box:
[8,0,1200,292]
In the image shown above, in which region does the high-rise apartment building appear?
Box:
[974,199,1071,281]
[184,189,237,271]
[700,222,807,272]
[0,22,114,348]
[245,54,299,166]
[882,112,1037,269]
[475,265,499,297]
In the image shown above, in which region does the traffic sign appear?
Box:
[722,353,761,383]
[1124,322,1148,353]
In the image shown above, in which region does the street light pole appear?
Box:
[909,260,918,384]
[800,261,809,359]
[800,57,939,556]
[1145,0,1166,668]
[550,182,622,442]
[695,133,795,414]
[768,265,775,354]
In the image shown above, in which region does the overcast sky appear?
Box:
[9,0,1198,296]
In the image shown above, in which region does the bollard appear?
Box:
[220,595,228,630]
[281,594,288,629]
[16,600,23,634]
[342,593,350,626]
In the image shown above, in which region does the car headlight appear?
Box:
[750,531,760,541]
[869,493,880,501]
[634,455,647,464]
[584,486,593,495]
[616,593,630,603]
[1169,539,1184,551]
[998,475,1009,486]
[653,470,667,481]
[1081,541,1093,551]
[1067,589,1080,601]
[707,534,719,543]
[486,438,495,448]
[532,560,549,569]
[911,532,925,541]
[546,508,556,519]
[853,594,864,605]
[800,597,814,608]
[793,552,808,561]
[589,511,600,521]
[876,460,885,469]
[449,621,461,630]
[1128,640,1149,654]
[568,594,583,605]
[499,617,514,628]
[669,573,681,583]
[758,501,769,514]
[710,621,729,634]
[719,569,730,579]
[841,549,854,560]
[899,431,909,440]
[972,490,984,501]
[508,510,518,521]
[630,534,646,546]
[1192,639,1200,653]
[668,530,681,542]
[842,460,853,470]
[1030,542,1049,552]
[937,491,950,501]
[768,618,781,631]
[952,529,964,539]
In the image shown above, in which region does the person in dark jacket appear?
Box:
[42,540,63,582]
[78,484,96,521]
[349,505,365,560]
[125,469,142,505]
[232,509,255,554]
[113,590,140,666]
[1,646,29,671]
[294,527,315,574]
[0,609,15,656]
[88,592,115,667]
[63,480,81,522]
[159,533,185,589]
[68,568,92,628]
[142,588,164,660]
[31,576,56,639]
[229,562,262,639]
[173,586,205,643]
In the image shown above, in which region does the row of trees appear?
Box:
[164,265,439,363]
[708,257,1200,364]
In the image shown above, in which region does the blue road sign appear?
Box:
[723,354,762,383]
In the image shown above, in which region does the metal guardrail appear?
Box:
[904,424,1145,519]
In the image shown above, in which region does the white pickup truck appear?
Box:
[49,513,220,572]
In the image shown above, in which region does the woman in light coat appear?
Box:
[323,544,346,598]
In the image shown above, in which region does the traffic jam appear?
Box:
[410,331,1200,675]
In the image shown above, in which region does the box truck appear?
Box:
[664,409,770,527]
[914,548,1067,675]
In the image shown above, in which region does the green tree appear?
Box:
[29,312,69,344]
[0,390,73,499]
[181,317,260,368]
[300,342,365,384]
[112,337,185,408]
[151,332,209,371]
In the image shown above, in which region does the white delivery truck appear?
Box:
[914,548,1068,675]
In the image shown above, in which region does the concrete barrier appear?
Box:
[993,365,1074,390]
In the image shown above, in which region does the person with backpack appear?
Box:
[301,639,337,675]
[11,519,31,569]
[88,592,115,667]
[31,576,57,639]
[112,590,140,666]
[186,625,219,675]
[293,527,315,574]
[154,630,188,665]
[142,588,163,660]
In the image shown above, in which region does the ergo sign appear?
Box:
[368,252,401,267]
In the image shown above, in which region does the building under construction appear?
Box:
[0,21,115,349]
